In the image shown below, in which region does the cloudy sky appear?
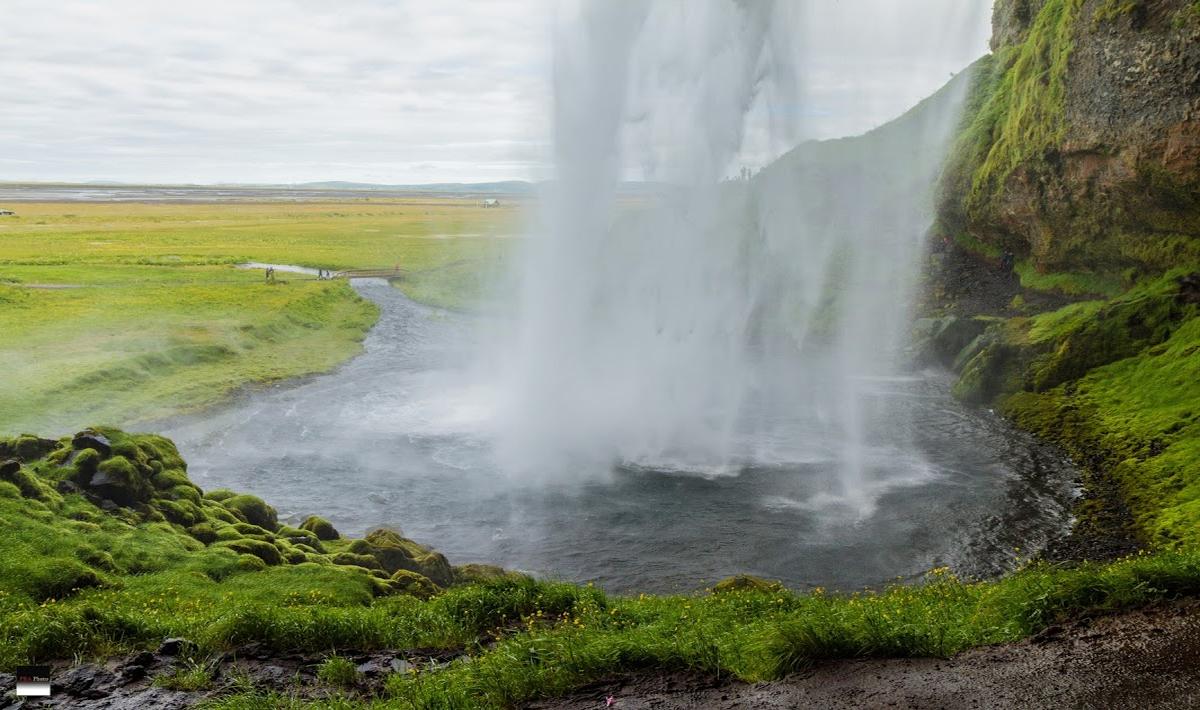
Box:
[2,1,992,185]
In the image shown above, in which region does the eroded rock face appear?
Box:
[955,0,1200,274]
[991,0,1050,51]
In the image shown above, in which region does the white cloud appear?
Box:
[0,0,992,184]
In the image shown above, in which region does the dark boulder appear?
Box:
[7,435,60,462]
[157,637,197,657]
[911,316,992,368]
[73,430,113,457]
[88,456,152,506]
[0,459,19,478]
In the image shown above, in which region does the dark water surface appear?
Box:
[163,279,1078,594]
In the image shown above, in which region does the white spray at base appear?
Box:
[482,1,991,512]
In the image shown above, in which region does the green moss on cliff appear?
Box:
[939,267,1200,544]
[1093,0,1141,24]
[967,0,1081,211]
[1004,310,1200,545]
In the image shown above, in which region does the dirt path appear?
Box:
[528,600,1200,709]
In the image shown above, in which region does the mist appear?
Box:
[480,0,992,512]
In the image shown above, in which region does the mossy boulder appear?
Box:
[1,460,61,502]
[214,524,245,542]
[300,515,340,541]
[71,448,102,482]
[278,526,325,552]
[711,575,785,595]
[911,316,992,368]
[216,538,282,566]
[89,456,152,505]
[330,552,383,571]
[188,522,218,544]
[154,498,204,527]
[353,528,454,586]
[276,542,307,565]
[204,488,238,502]
[388,570,441,599]
[199,499,239,524]
[236,554,268,572]
[0,435,60,462]
[150,468,193,491]
[220,494,278,532]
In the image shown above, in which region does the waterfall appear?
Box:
[483,0,992,511]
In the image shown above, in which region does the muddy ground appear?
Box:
[528,600,1200,709]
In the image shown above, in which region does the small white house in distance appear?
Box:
[0,209,14,216]
[482,198,500,208]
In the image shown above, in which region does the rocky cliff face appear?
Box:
[941,0,1200,276]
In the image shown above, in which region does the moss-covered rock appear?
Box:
[277,543,308,565]
[188,522,218,545]
[220,495,278,532]
[388,570,441,599]
[213,524,244,542]
[1,460,61,502]
[235,553,268,572]
[330,552,383,571]
[357,528,454,586]
[711,575,785,595]
[300,515,340,541]
[278,526,324,552]
[89,456,152,505]
[199,499,239,524]
[0,435,61,463]
[154,498,205,527]
[150,468,193,491]
[948,274,1197,405]
[215,538,283,566]
[911,316,992,368]
[71,448,102,482]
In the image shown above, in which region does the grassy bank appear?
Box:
[3,429,1200,708]
[928,262,1200,550]
[0,200,518,434]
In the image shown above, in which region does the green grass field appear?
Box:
[0,200,521,435]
